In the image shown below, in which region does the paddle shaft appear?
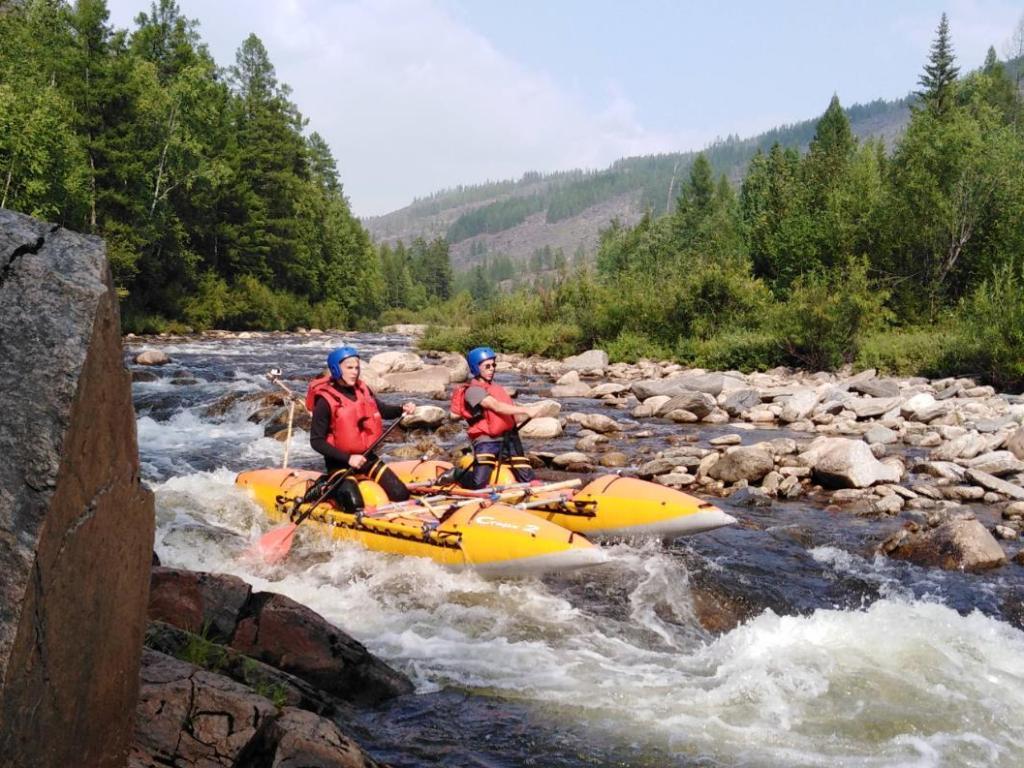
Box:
[267,372,300,469]
[294,416,405,525]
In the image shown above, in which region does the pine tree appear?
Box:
[917,13,959,116]
[805,95,854,195]
[226,33,309,288]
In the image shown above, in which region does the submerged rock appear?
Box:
[881,519,1007,571]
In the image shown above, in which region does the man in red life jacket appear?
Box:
[449,346,544,489]
[307,346,416,510]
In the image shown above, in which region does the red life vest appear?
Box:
[306,375,383,454]
[450,378,517,440]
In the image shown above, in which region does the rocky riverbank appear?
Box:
[131,564,411,767]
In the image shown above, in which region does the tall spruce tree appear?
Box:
[805,95,854,199]
[917,13,959,116]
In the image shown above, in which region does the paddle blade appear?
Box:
[250,523,298,564]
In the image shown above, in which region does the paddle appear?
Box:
[266,368,298,469]
[252,416,406,563]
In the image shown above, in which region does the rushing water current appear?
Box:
[128,331,1024,768]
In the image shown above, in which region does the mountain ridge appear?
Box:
[361,92,915,272]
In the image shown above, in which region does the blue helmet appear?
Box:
[327,346,359,379]
[466,346,497,377]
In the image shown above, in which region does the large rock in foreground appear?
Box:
[130,650,382,768]
[0,209,155,767]
[148,568,414,706]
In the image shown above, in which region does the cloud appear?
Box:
[259,0,684,215]
[105,0,679,215]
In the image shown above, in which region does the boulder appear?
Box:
[914,460,967,482]
[245,707,383,768]
[709,434,743,446]
[882,519,1006,571]
[143,622,339,717]
[519,417,563,439]
[131,649,383,767]
[864,424,899,445]
[633,394,671,417]
[576,433,609,452]
[551,381,593,398]
[566,412,622,433]
[434,352,470,383]
[900,393,934,416]
[848,396,901,420]
[708,447,774,484]
[654,472,696,487]
[721,388,761,416]
[148,568,252,642]
[552,451,593,468]
[231,593,413,706]
[729,486,774,507]
[637,458,679,478]
[590,382,630,397]
[656,391,716,419]
[779,389,820,423]
[626,374,733,403]
[562,349,608,375]
[931,433,991,461]
[401,405,447,428]
[1008,426,1024,461]
[555,369,582,385]
[599,452,630,468]
[964,451,1024,477]
[799,437,902,488]
[850,377,900,398]
[665,408,699,423]
[383,367,450,399]
[131,649,278,768]
[964,469,1024,501]
[367,350,423,374]
[1,209,155,768]
[359,365,388,393]
[134,349,170,366]
[530,398,562,418]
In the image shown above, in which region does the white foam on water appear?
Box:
[152,465,1024,766]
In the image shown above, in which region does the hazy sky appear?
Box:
[104,0,1023,216]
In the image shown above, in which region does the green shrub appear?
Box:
[855,326,957,377]
[308,299,348,331]
[769,256,891,370]
[487,322,583,358]
[604,330,671,363]
[420,325,476,353]
[939,264,1024,389]
[682,329,785,372]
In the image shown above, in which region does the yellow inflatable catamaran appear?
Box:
[388,460,737,539]
[236,468,607,577]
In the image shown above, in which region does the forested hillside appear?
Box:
[363,97,915,272]
[0,0,393,332]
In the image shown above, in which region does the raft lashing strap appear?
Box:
[274,489,464,549]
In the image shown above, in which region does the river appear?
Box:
[127,331,1024,768]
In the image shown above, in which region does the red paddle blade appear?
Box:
[249,523,298,564]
